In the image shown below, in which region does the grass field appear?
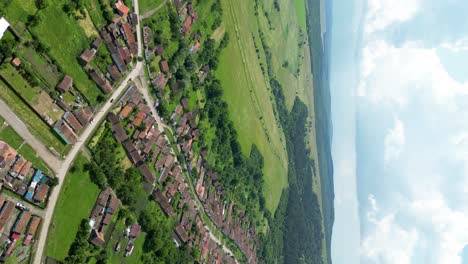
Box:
[0,80,67,154]
[30,0,103,105]
[218,0,288,213]
[84,0,110,29]
[139,0,165,14]
[294,0,308,31]
[46,154,100,261]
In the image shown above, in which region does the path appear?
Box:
[33,0,144,261]
[0,99,61,172]
[140,0,167,20]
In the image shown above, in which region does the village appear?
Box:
[0,0,261,262]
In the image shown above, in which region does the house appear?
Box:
[171,105,183,121]
[181,97,189,110]
[175,224,189,243]
[198,64,210,83]
[53,120,78,144]
[120,105,133,120]
[10,157,25,176]
[121,23,135,44]
[0,141,17,168]
[33,184,50,203]
[154,189,175,216]
[158,167,170,184]
[129,13,138,27]
[88,68,113,93]
[178,7,187,21]
[129,224,141,238]
[111,122,128,143]
[74,107,94,126]
[115,0,130,18]
[112,13,122,23]
[182,16,192,35]
[107,65,122,81]
[107,195,119,214]
[152,73,168,93]
[159,60,170,73]
[89,229,105,246]
[10,57,21,67]
[92,38,103,49]
[190,41,200,55]
[79,49,97,65]
[111,51,128,72]
[63,112,83,133]
[155,45,164,56]
[57,75,73,93]
[138,163,155,184]
[12,211,31,235]
[23,216,41,245]
[0,17,9,40]
[125,244,134,256]
[0,201,14,233]
[19,161,32,178]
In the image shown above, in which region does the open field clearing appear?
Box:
[218,0,288,213]
[46,154,100,261]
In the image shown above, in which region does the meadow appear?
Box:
[45,154,100,261]
[218,0,289,213]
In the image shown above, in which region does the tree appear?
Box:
[49,177,59,187]
[35,0,48,10]
[0,39,15,58]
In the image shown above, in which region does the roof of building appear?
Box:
[159,60,170,73]
[107,195,119,214]
[111,122,128,143]
[153,189,175,216]
[115,1,130,17]
[11,57,21,67]
[0,202,14,232]
[107,112,119,125]
[64,112,83,133]
[89,229,105,246]
[122,23,135,43]
[74,107,94,126]
[53,120,78,144]
[107,65,122,81]
[0,141,17,168]
[57,75,73,93]
[175,224,189,243]
[0,17,9,40]
[138,163,155,184]
[80,49,97,63]
[130,223,141,238]
[11,157,26,174]
[13,211,31,234]
[19,161,32,176]
[33,184,50,202]
[88,69,113,93]
[120,104,133,118]
[27,216,41,236]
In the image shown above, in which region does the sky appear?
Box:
[331,0,468,263]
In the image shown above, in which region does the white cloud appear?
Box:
[441,37,468,52]
[361,195,419,264]
[365,0,421,33]
[384,118,405,163]
[358,40,468,107]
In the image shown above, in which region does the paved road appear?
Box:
[0,100,61,172]
[33,0,144,261]
[140,0,168,20]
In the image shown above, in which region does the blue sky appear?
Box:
[331,0,468,263]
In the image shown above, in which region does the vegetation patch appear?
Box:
[45,154,100,261]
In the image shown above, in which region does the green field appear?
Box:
[0,80,67,154]
[46,154,100,260]
[0,124,23,149]
[218,0,288,213]
[139,0,165,14]
[30,0,103,105]
[294,0,308,31]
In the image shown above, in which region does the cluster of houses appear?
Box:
[106,87,236,262]
[78,0,138,95]
[143,0,209,99]
[88,187,120,247]
[0,141,52,206]
[121,223,141,257]
[0,196,41,262]
[53,102,94,145]
[168,99,259,262]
